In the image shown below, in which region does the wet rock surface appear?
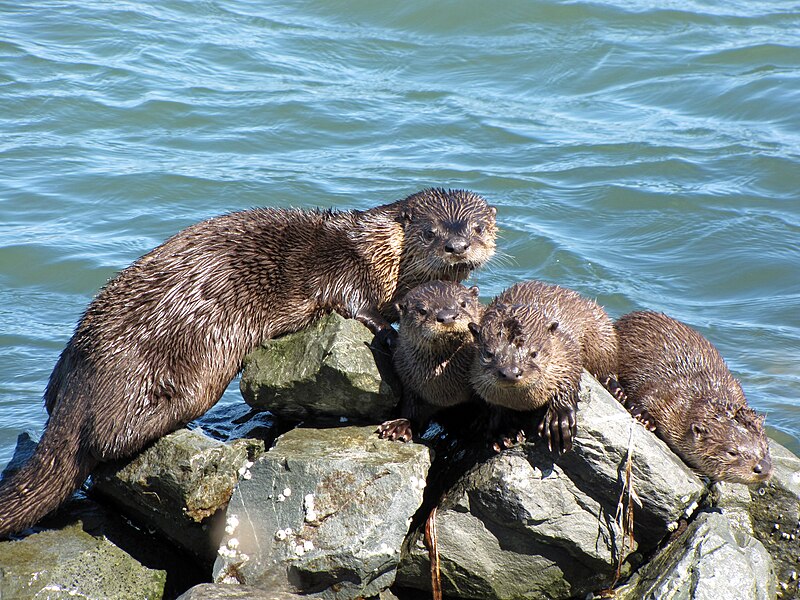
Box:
[615,511,776,600]
[0,523,166,600]
[212,425,432,600]
[93,428,267,563]
[396,372,707,599]
[240,312,397,422]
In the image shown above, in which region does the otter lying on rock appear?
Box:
[615,310,773,484]
[0,188,497,537]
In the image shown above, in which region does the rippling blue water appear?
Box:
[1,0,798,467]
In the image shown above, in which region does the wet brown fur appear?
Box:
[0,188,497,537]
[470,280,618,453]
[378,281,484,442]
[615,311,772,484]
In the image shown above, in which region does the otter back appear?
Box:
[615,310,772,484]
[0,188,497,537]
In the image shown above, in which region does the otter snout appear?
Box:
[436,308,459,324]
[498,365,524,382]
[444,236,470,257]
[753,456,773,480]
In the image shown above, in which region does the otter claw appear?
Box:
[377,418,413,442]
[539,406,576,455]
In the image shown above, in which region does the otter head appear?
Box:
[683,402,773,484]
[397,281,483,345]
[399,188,497,284]
[468,302,570,411]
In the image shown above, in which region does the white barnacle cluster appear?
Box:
[409,475,426,491]
[217,533,250,563]
[275,526,293,541]
[304,493,318,522]
[224,514,240,536]
[237,460,255,481]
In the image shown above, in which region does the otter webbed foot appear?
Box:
[538,404,576,454]
[377,418,413,442]
[604,375,626,401]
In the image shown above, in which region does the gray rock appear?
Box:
[212,425,432,600]
[92,428,265,563]
[240,312,397,422]
[715,439,800,599]
[0,523,166,600]
[177,583,305,599]
[397,373,707,599]
[616,511,776,600]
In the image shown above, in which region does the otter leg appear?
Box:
[538,391,578,454]
[488,407,527,453]
[377,389,418,442]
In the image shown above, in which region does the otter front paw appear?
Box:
[627,404,657,431]
[377,418,413,442]
[538,404,576,454]
[490,428,526,453]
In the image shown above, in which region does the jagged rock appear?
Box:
[396,373,707,599]
[177,583,306,599]
[240,312,397,422]
[0,523,166,600]
[92,428,266,563]
[212,425,432,599]
[616,511,776,600]
[715,439,800,599]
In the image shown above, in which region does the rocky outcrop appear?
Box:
[714,439,800,599]
[615,511,776,600]
[93,428,266,563]
[240,312,397,422]
[0,523,166,600]
[212,425,432,600]
[396,373,708,599]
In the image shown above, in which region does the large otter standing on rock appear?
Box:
[615,311,772,484]
[378,280,484,442]
[469,280,618,454]
[0,188,497,537]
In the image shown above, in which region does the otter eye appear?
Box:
[459,300,467,308]
[483,350,495,360]
[726,449,739,458]
[423,229,436,242]
[417,307,428,316]
[474,224,484,235]
[530,350,538,359]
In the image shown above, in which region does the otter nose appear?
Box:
[498,366,523,381]
[753,457,772,475]
[436,309,458,324]
[444,237,470,256]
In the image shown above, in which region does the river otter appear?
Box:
[377,280,484,442]
[469,280,618,454]
[0,188,497,537]
[615,311,772,484]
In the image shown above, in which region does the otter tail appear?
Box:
[0,415,97,537]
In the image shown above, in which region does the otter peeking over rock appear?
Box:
[469,280,618,454]
[615,310,773,484]
[378,280,484,442]
[0,188,497,538]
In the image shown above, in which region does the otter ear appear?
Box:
[468,322,481,341]
[469,285,480,297]
[548,321,559,334]
[489,206,497,217]
[400,210,413,224]
[395,301,406,316]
